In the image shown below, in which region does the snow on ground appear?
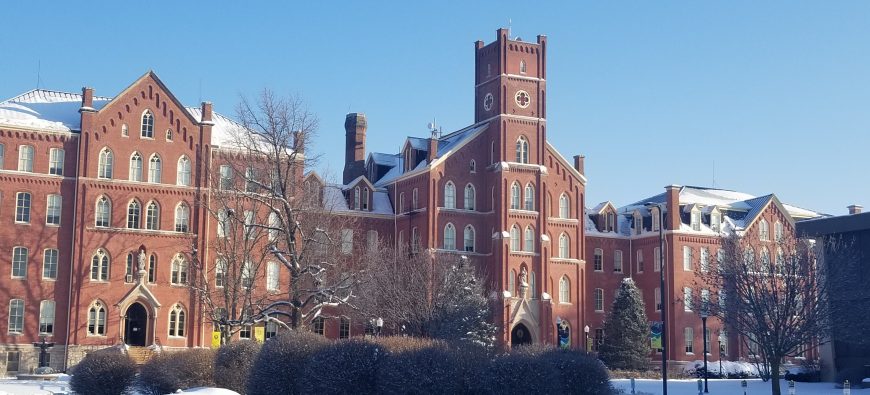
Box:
[613,378,869,395]
[0,377,71,394]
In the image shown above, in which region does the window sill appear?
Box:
[45,223,61,227]
[14,222,30,225]
[7,332,22,336]
[11,277,26,280]
[41,278,57,282]
[686,352,695,355]
[86,334,107,338]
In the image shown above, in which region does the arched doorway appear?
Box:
[124,302,148,346]
[511,323,532,346]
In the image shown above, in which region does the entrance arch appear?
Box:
[511,323,532,346]
[124,302,148,346]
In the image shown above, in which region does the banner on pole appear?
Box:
[650,321,663,350]
[211,331,222,349]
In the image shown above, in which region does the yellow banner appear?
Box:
[211,331,222,348]
[254,327,265,343]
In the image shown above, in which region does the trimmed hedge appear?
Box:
[215,340,261,393]
[70,352,137,395]
[246,330,330,395]
[299,339,386,394]
[137,348,215,395]
[377,342,462,394]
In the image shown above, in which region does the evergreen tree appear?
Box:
[598,278,651,370]
[429,258,498,349]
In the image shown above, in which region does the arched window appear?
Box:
[515,137,529,164]
[91,249,109,281]
[398,192,405,213]
[353,187,360,210]
[141,110,154,138]
[95,196,111,227]
[759,219,770,241]
[469,159,476,173]
[444,182,456,209]
[411,227,420,252]
[464,225,475,252]
[559,194,570,219]
[268,212,279,242]
[145,201,159,230]
[464,184,475,210]
[520,60,527,74]
[760,247,771,273]
[490,141,496,164]
[171,255,187,285]
[177,156,191,186]
[129,152,143,181]
[98,148,113,179]
[524,183,534,210]
[776,247,785,274]
[148,254,157,283]
[443,223,456,250]
[559,276,570,303]
[510,225,520,251]
[524,226,534,252]
[529,271,536,298]
[510,182,520,209]
[412,188,419,209]
[744,249,755,270]
[216,209,229,238]
[121,123,129,137]
[775,221,784,242]
[87,301,106,336]
[39,300,55,335]
[168,304,186,337]
[148,154,162,183]
[594,288,604,311]
[509,269,517,295]
[559,233,569,258]
[175,203,190,232]
[127,200,141,229]
[125,253,135,282]
[165,129,173,142]
[362,187,370,210]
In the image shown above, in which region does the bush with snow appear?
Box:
[70,352,137,395]
[683,360,758,379]
[214,340,261,394]
[246,330,329,395]
[376,340,462,394]
[299,339,386,394]
[137,348,215,395]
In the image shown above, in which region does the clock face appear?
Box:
[483,93,494,112]
[515,90,531,109]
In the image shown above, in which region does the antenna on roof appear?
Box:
[36,60,41,89]
[428,117,438,139]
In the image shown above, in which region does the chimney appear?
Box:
[427,133,438,163]
[848,204,863,215]
[665,185,681,231]
[573,155,585,175]
[80,87,95,112]
[343,113,367,184]
[200,101,214,124]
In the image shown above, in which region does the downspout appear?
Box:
[63,135,81,371]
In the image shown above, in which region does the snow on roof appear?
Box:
[322,184,394,215]
[369,152,399,166]
[591,202,611,213]
[186,107,244,147]
[0,89,110,132]
[436,123,489,156]
[407,137,429,150]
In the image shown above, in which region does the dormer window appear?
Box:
[606,212,615,232]
[710,209,721,232]
[633,212,643,235]
[652,211,660,232]
[353,187,361,210]
[520,60,527,74]
[362,187,369,210]
[690,207,701,231]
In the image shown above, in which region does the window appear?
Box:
[8,299,23,334]
[49,148,64,175]
[719,330,728,356]
[43,249,58,280]
[312,317,325,335]
[90,249,109,281]
[684,287,693,312]
[165,129,173,141]
[652,209,661,231]
[594,329,604,351]
[169,304,186,337]
[217,209,229,238]
[443,223,456,250]
[560,276,571,303]
[341,229,353,254]
[718,290,726,314]
[510,183,520,209]
[95,196,111,227]
[398,192,405,213]
[594,288,603,311]
[759,219,769,241]
[685,327,694,353]
[353,187,360,210]
[177,156,191,186]
[215,259,226,288]
[523,226,534,252]
[700,247,709,273]
[125,253,134,282]
[559,194,570,219]
[683,246,693,271]
[775,221,784,242]
[444,182,455,209]
[469,159,476,173]
[701,289,710,314]
[267,261,280,291]
[0,143,4,169]
[691,208,701,231]
[15,192,31,223]
[655,287,662,311]
[520,60,527,74]
[760,247,771,272]
[240,325,252,339]
[508,269,516,295]
[744,249,755,270]
[559,233,569,258]
[98,148,113,179]
[524,184,534,210]
[46,194,61,225]
[636,250,644,273]
[11,247,27,278]
[516,137,529,163]
[145,201,159,230]
[614,250,623,273]
[17,145,34,172]
[339,317,350,339]
[129,152,143,181]
[710,211,721,232]
[148,154,162,183]
[269,212,280,242]
[121,123,129,137]
[654,247,661,272]
[127,200,141,229]
[265,321,278,339]
[219,165,233,190]
[464,184,475,210]
[5,352,19,373]
[242,260,255,290]
[362,187,369,210]
[411,227,419,253]
[171,256,188,285]
[510,226,520,251]
[593,248,603,271]
[148,255,156,283]
[175,203,190,232]
[39,300,55,335]
[141,110,154,138]
[529,271,536,298]
[464,225,475,252]
[776,247,785,274]
[412,188,418,209]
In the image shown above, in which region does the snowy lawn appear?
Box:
[0,377,241,395]
[612,378,870,395]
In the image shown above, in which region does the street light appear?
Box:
[701,312,709,393]
[584,325,590,352]
[646,202,668,395]
[376,317,383,337]
[718,332,725,379]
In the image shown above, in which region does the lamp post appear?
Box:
[718,332,724,379]
[646,202,668,395]
[376,317,383,337]
[584,325,590,352]
[701,312,709,393]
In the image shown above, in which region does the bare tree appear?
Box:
[193,90,360,339]
[356,243,496,348]
[699,233,847,395]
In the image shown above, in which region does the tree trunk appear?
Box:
[770,360,782,395]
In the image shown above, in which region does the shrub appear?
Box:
[835,366,866,388]
[543,349,612,395]
[70,352,137,395]
[450,343,493,395]
[246,330,330,395]
[299,339,385,394]
[486,345,562,394]
[215,340,261,393]
[372,336,442,353]
[377,342,461,394]
[137,348,215,395]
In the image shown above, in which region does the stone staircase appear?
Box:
[126,346,155,365]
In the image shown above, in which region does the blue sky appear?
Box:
[2,1,868,215]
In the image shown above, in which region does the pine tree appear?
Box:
[598,278,651,370]
[430,259,498,349]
